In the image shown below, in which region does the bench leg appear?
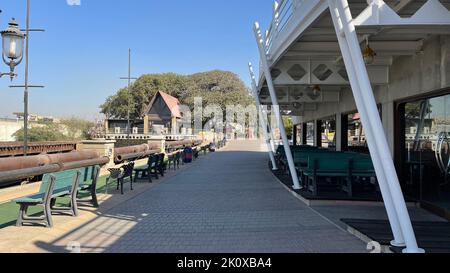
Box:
[120,178,124,195]
[91,189,99,208]
[16,204,27,227]
[44,202,53,228]
[133,171,139,183]
[105,177,110,194]
[313,175,318,196]
[50,198,56,210]
[149,171,153,183]
[347,176,353,198]
[71,195,79,217]
[130,175,133,191]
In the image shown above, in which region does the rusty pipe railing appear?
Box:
[0,151,100,172]
[114,144,152,163]
[114,144,149,156]
[60,157,110,171]
[0,156,110,184]
[166,140,202,150]
[0,164,62,184]
[115,149,161,164]
[45,151,100,165]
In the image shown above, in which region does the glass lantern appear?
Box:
[1,18,25,66]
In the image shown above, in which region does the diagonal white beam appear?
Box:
[393,0,414,12]
[249,63,278,171]
[330,0,423,253]
[254,22,302,190]
[328,1,405,249]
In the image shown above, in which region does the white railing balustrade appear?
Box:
[264,0,301,54]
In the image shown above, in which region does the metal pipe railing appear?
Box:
[115,149,161,163]
[0,164,62,184]
[0,156,110,184]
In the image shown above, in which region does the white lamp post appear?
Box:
[1,18,24,80]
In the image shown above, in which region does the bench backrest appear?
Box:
[309,156,350,172]
[41,169,80,194]
[42,175,57,204]
[78,165,100,187]
[157,153,165,166]
[350,157,375,172]
[122,162,135,177]
[293,150,345,166]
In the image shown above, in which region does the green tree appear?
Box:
[13,124,67,142]
[100,70,254,122]
[283,116,293,139]
[60,117,95,140]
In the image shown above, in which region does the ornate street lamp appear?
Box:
[1,18,24,80]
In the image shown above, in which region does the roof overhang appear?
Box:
[257,0,450,115]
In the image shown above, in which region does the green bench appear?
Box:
[167,150,182,170]
[299,153,375,197]
[276,145,319,172]
[134,154,160,183]
[15,169,81,228]
[77,165,101,208]
[14,165,101,228]
[303,155,352,196]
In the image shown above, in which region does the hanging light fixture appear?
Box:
[1,18,25,80]
[312,85,321,96]
[363,37,376,65]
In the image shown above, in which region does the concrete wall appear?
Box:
[0,120,22,142]
[296,35,450,155]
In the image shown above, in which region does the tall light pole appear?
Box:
[120,48,137,138]
[8,0,44,156]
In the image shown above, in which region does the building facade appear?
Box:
[253,0,450,253]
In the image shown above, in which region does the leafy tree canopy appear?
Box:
[60,117,95,140]
[13,124,68,142]
[100,70,254,120]
[13,118,95,142]
[283,116,293,139]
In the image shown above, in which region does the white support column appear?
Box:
[269,107,278,150]
[382,101,395,155]
[254,22,302,190]
[329,0,423,253]
[249,63,279,171]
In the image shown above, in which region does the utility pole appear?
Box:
[120,48,137,138]
[9,0,45,156]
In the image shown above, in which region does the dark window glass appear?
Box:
[402,94,450,210]
[320,116,336,150]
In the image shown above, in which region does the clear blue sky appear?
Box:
[0,0,273,120]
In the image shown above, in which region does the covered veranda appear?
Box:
[250,0,450,253]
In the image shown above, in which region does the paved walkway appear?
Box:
[21,140,367,253]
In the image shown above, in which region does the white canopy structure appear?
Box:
[251,0,450,253]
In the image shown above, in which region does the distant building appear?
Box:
[13,113,60,123]
[0,118,22,141]
[105,91,188,140]
[145,91,182,135]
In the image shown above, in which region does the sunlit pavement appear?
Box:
[0,140,367,253]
